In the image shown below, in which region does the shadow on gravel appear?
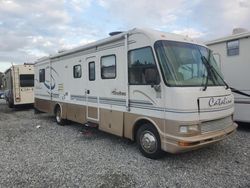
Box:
[35,114,54,121]
[236,122,250,132]
[159,140,229,162]
[46,119,231,162]
[12,104,34,111]
[0,102,34,113]
[65,122,135,146]
[64,121,225,162]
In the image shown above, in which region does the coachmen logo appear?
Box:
[111,89,126,96]
[208,96,232,107]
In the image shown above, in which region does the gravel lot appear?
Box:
[0,99,249,188]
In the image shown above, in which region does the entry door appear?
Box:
[85,56,99,122]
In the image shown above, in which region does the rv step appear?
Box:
[84,122,98,128]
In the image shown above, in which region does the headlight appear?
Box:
[179,126,188,133]
[179,125,199,134]
[188,125,199,131]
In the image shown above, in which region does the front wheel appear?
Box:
[8,100,14,108]
[55,106,65,126]
[136,124,164,159]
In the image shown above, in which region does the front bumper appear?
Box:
[161,122,238,153]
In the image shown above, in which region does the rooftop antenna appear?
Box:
[109,31,124,36]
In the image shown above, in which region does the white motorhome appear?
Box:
[3,64,34,107]
[34,28,237,158]
[206,29,250,123]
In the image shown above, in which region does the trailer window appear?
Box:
[101,55,116,79]
[89,62,95,81]
[39,69,45,82]
[128,47,160,85]
[20,74,34,87]
[227,40,239,56]
[73,65,82,78]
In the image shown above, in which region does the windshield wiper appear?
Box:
[202,64,209,91]
[201,56,229,90]
[201,56,215,91]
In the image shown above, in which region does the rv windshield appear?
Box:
[154,40,225,87]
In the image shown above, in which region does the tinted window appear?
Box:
[39,69,45,82]
[73,65,82,78]
[20,74,34,87]
[89,62,95,81]
[101,55,116,79]
[227,40,239,56]
[128,47,159,85]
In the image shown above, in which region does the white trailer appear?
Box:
[3,64,34,107]
[206,30,250,123]
[35,28,237,158]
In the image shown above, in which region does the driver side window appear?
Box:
[128,47,160,85]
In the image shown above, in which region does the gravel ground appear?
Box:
[0,99,249,188]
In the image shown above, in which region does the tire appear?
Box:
[136,124,164,159]
[55,106,65,126]
[8,100,14,108]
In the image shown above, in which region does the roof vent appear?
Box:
[58,49,67,53]
[24,63,34,65]
[232,28,248,35]
[109,31,123,36]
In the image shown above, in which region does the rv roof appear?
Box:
[135,28,200,45]
[4,63,34,73]
[206,31,250,45]
[36,28,203,62]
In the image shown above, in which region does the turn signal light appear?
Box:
[178,141,200,147]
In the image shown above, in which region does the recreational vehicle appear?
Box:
[34,28,237,158]
[3,64,34,107]
[206,29,250,123]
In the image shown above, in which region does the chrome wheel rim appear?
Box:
[140,131,157,154]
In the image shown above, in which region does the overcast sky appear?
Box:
[0,0,250,72]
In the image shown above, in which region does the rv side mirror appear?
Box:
[144,68,160,86]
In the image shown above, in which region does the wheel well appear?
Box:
[54,104,61,115]
[133,119,156,141]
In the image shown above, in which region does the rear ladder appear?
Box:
[13,66,21,102]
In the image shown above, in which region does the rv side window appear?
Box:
[89,62,95,81]
[20,74,34,87]
[128,47,160,85]
[39,69,45,83]
[73,65,82,78]
[101,55,116,79]
[227,40,239,56]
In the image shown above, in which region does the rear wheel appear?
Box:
[55,106,65,126]
[136,124,163,159]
